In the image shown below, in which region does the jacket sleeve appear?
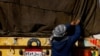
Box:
[65,24,71,30]
[71,25,81,39]
[67,25,81,46]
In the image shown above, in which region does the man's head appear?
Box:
[52,24,67,37]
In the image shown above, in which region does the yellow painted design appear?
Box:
[0,37,51,56]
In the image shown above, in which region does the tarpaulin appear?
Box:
[0,0,99,37]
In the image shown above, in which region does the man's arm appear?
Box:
[70,25,81,41]
[67,19,81,46]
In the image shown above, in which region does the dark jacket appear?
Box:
[51,24,81,56]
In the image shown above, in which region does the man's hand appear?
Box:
[75,19,80,25]
[71,19,80,25]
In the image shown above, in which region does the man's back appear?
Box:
[51,24,81,56]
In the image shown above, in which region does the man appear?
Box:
[48,19,81,56]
